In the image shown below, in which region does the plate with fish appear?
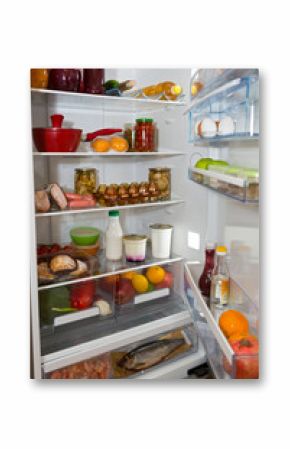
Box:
[111,329,193,378]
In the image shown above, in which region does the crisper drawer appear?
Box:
[184,262,259,379]
[45,323,201,380]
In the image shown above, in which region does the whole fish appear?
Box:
[118,338,185,371]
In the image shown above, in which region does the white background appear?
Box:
[0,0,288,448]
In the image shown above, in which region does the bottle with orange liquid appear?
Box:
[141,81,182,101]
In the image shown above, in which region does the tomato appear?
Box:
[224,335,259,379]
[37,245,48,256]
[70,280,95,310]
[50,244,61,254]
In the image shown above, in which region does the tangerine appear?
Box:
[219,310,249,339]
[110,136,129,152]
[146,266,165,284]
[91,138,110,152]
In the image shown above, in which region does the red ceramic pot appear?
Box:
[33,115,122,153]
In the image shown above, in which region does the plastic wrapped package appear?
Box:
[47,353,112,379]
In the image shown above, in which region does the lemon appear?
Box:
[132,274,149,293]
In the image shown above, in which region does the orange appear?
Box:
[146,266,165,284]
[228,332,250,343]
[219,310,249,339]
[110,136,129,152]
[121,271,135,281]
[91,138,110,152]
[132,274,148,293]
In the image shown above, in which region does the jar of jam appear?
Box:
[149,168,171,200]
[135,118,156,152]
[74,168,98,195]
[30,69,49,89]
[83,69,105,94]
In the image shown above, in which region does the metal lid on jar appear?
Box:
[150,224,173,230]
[123,234,148,241]
[136,118,154,123]
[149,167,170,172]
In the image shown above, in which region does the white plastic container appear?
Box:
[105,210,123,261]
[150,224,173,259]
[123,234,147,262]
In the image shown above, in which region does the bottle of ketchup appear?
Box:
[198,243,215,305]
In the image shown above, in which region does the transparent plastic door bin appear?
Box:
[111,324,198,378]
[185,262,259,379]
[188,75,259,142]
[46,353,112,379]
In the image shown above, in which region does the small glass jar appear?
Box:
[74,168,97,195]
[149,168,171,200]
[83,69,105,94]
[30,69,49,89]
[123,123,135,152]
[135,118,156,152]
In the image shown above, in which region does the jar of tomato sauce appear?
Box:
[134,118,156,152]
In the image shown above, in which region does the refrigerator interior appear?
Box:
[31,68,259,379]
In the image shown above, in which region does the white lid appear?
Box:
[206,242,215,250]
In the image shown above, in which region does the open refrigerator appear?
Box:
[30,68,259,379]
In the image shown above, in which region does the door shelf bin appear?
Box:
[189,168,259,203]
[187,76,259,143]
[184,262,259,379]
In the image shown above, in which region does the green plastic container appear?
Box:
[70,227,100,246]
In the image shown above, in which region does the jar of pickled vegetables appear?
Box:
[30,69,49,89]
[123,123,135,152]
[74,168,98,195]
[135,118,156,152]
[149,168,171,200]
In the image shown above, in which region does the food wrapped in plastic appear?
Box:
[48,353,112,379]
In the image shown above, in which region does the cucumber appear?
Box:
[104,80,120,91]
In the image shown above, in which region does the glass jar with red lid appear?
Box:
[134,118,156,152]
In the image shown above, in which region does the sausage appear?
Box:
[65,192,95,201]
[68,198,96,209]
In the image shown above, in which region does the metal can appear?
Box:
[149,167,171,200]
[74,168,97,195]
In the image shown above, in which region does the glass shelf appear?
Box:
[33,151,185,157]
[35,197,184,218]
[31,88,187,112]
[37,248,183,290]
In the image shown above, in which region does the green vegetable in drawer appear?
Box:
[39,286,72,325]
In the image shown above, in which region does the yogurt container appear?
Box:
[150,224,173,259]
[123,234,147,262]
